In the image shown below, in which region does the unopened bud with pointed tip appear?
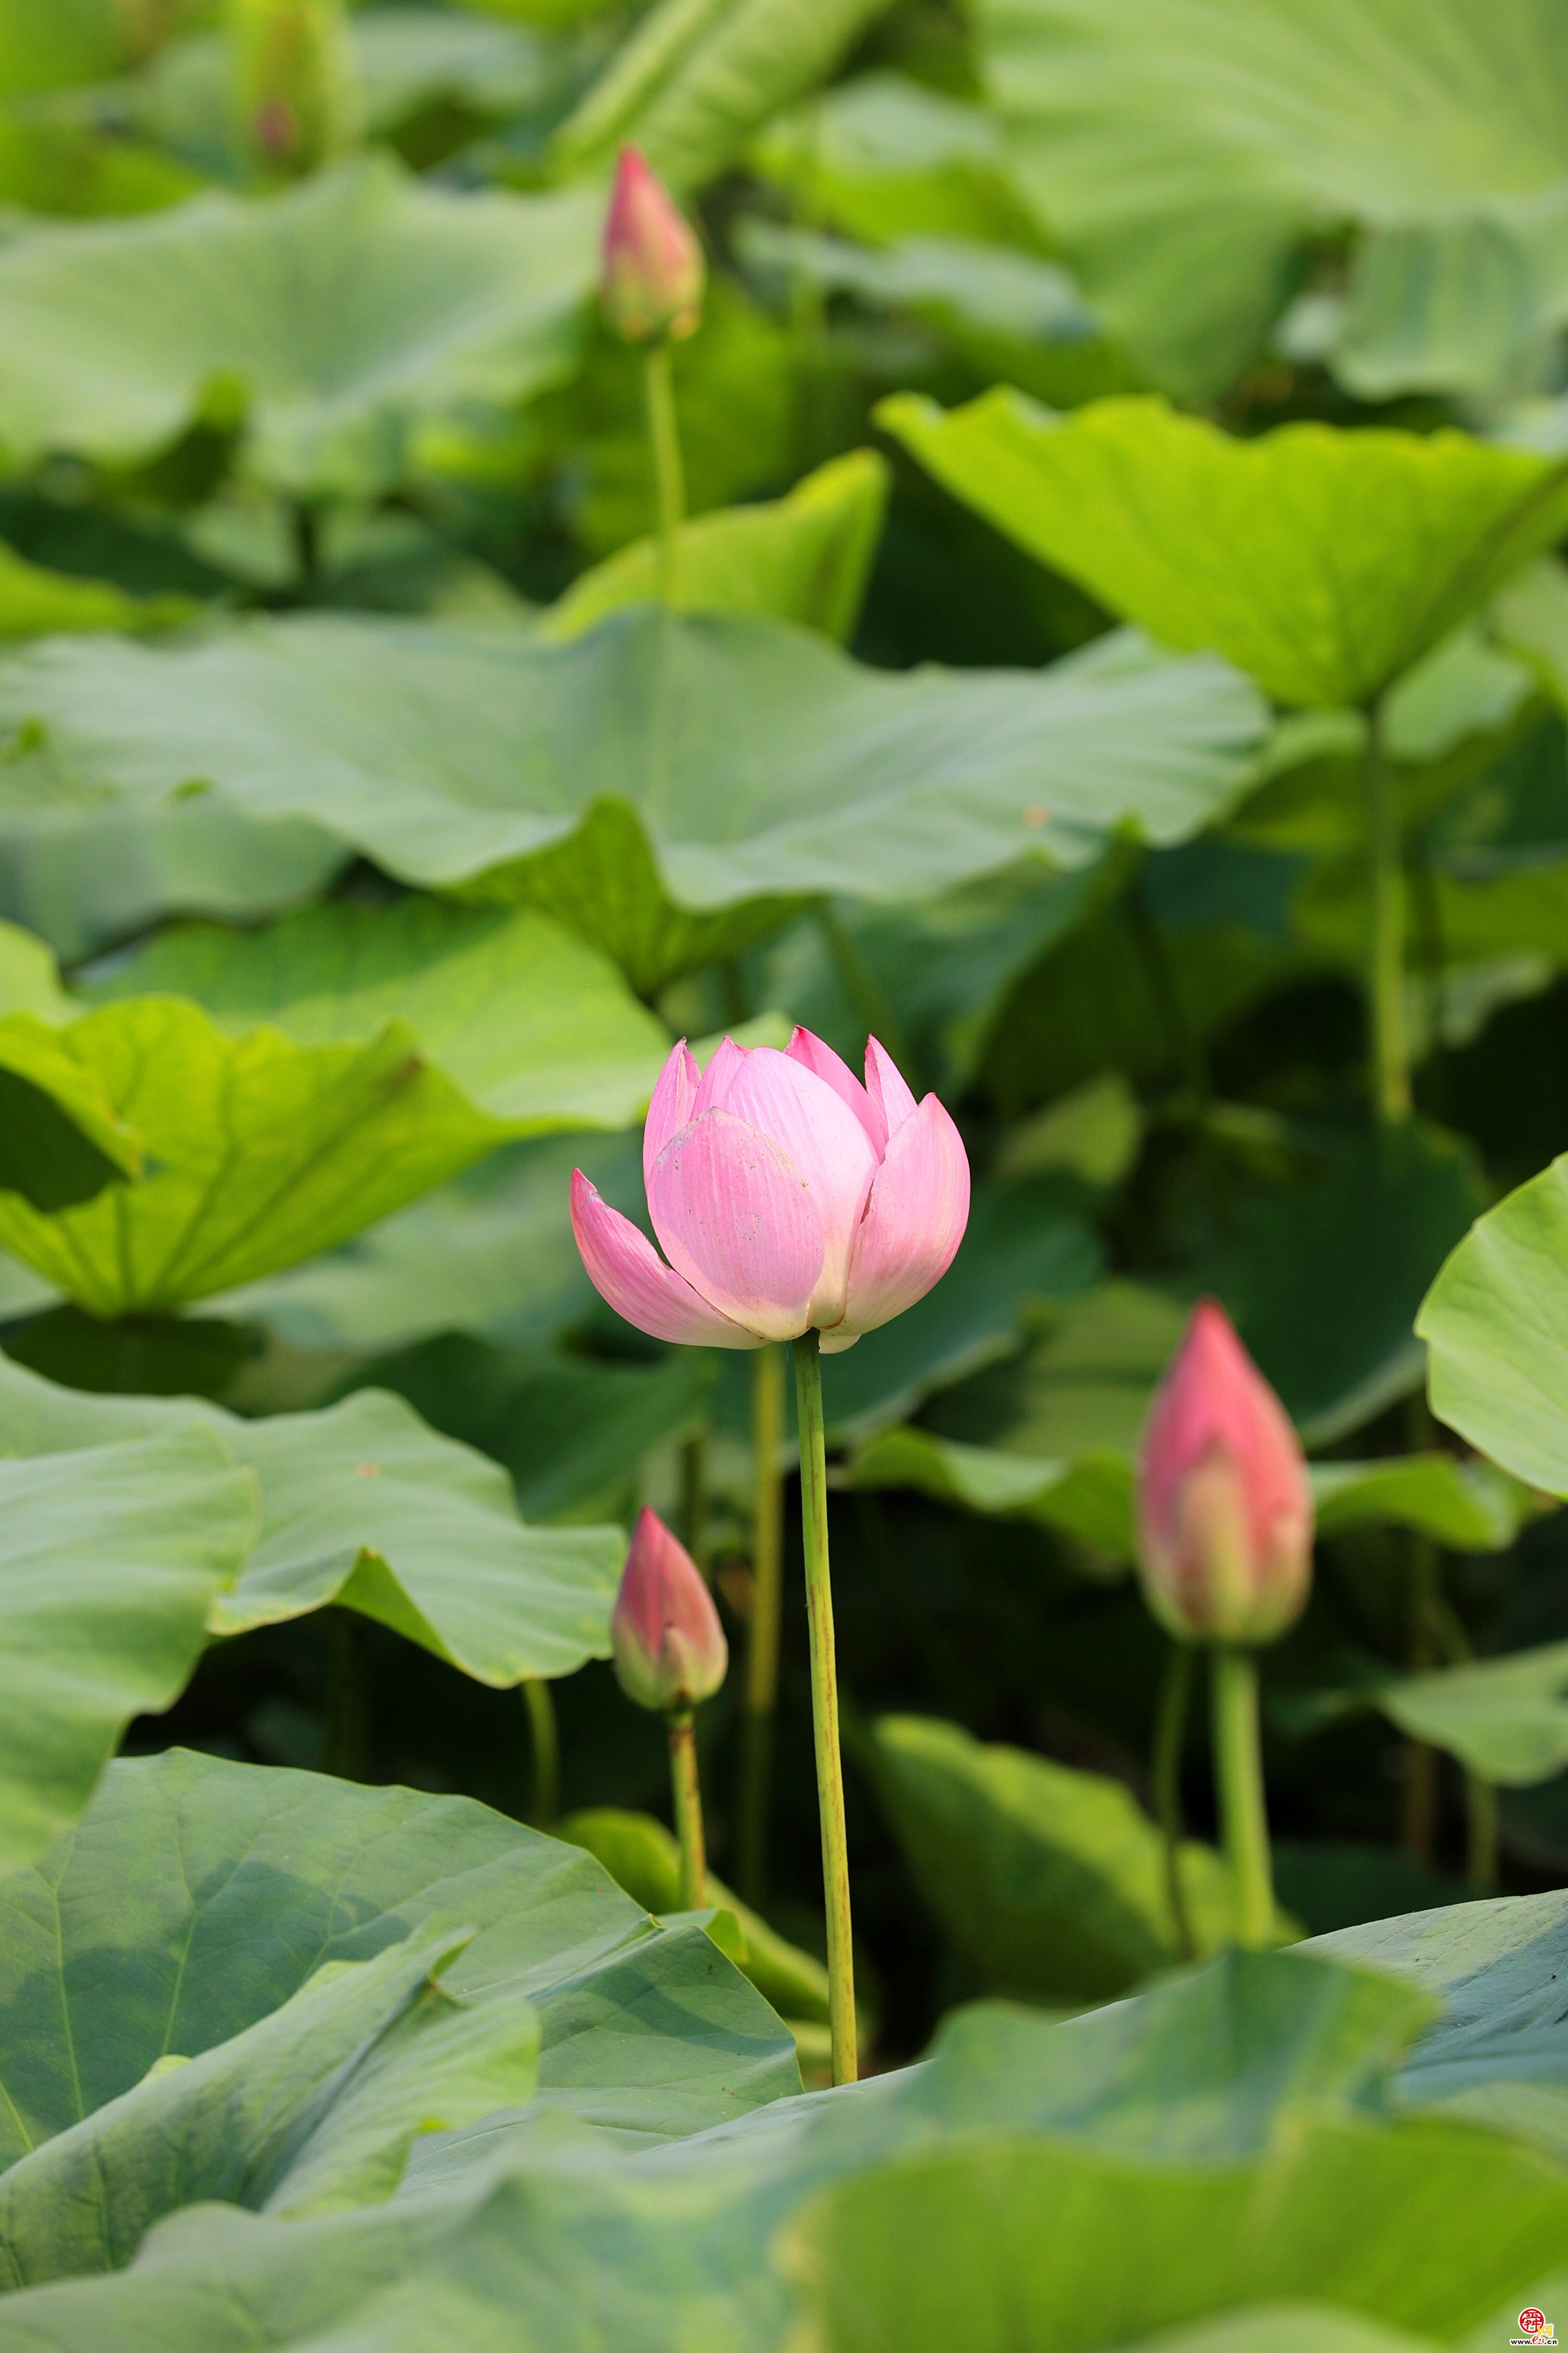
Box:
[230,0,358,183]
[601,147,704,344]
[1136,1301,1313,1646]
[612,1507,728,1713]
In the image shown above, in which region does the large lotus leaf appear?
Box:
[0,1430,256,1874]
[0,156,601,498]
[551,0,896,189]
[0,1923,541,2287]
[0,796,345,967]
[0,1942,1470,2347]
[0,542,189,639]
[0,920,142,1212]
[0,110,200,219]
[0,608,1268,994]
[0,1356,625,1682]
[879,391,1568,709]
[784,2115,1568,2353]
[751,75,1047,251]
[974,0,1568,401]
[343,1336,710,1526]
[863,1714,1278,2003]
[1371,1645,1568,1790]
[1329,196,1568,401]
[0,1747,799,2181]
[1418,1154,1568,1494]
[0,902,669,1313]
[221,1132,638,1357]
[0,0,197,100]
[541,451,890,646]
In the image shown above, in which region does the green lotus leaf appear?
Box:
[863,1713,1287,2002]
[542,451,889,645]
[1416,1152,1568,1494]
[0,1428,256,1874]
[0,1746,798,2179]
[0,1355,625,1682]
[879,391,1568,708]
[0,1922,541,2286]
[0,898,669,1312]
[0,609,1269,993]
[974,0,1568,400]
[0,155,600,498]
[551,0,896,189]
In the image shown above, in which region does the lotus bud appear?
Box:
[600,148,705,344]
[1136,1301,1313,1646]
[230,0,359,183]
[612,1507,728,1714]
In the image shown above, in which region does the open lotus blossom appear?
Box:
[600,146,705,344]
[612,1506,728,1714]
[1135,1300,1313,1646]
[572,1029,970,1354]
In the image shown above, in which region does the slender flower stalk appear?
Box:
[520,1677,559,1828]
[644,340,685,607]
[599,147,704,611]
[738,1342,786,1908]
[1365,698,1411,1124]
[1150,1639,1195,1960]
[666,1706,706,1909]
[794,1328,857,2081]
[1210,1648,1274,1947]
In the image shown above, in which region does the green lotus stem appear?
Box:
[1152,1639,1196,1960]
[643,340,685,608]
[521,1676,559,1828]
[323,1607,369,1781]
[681,1430,708,1572]
[1466,1771,1499,1890]
[667,1705,706,1909]
[792,1328,857,2084]
[1210,1646,1274,1948]
[1366,699,1411,1124]
[738,1343,786,1908]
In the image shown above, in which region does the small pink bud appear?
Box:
[1135,1301,1313,1646]
[611,1507,728,1713]
[600,147,704,344]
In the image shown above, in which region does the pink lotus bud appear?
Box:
[600,147,705,344]
[571,1029,970,1356]
[612,1507,728,1713]
[1135,1301,1313,1645]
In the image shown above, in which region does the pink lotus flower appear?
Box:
[1136,1301,1313,1645]
[572,1029,970,1353]
[612,1506,728,1713]
[600,147,705,344]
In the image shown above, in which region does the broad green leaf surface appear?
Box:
[0,157,601,498]
[0,0,189,100]
[0,1747,799,2180]
[751,75,1046,251]
[0,1924,539,2286]
[0,609,1269,994]
[1377,1644,1568,1789]
[0,902,668,1313]
[1417,1153,1568,1494]
[551,0,896,189]
[94,896,671,1129]
[784,2115,1568,2352]
[0,112,201,220]
[975,0,1568,400]
[0,1357,625,1682]
[864,1714,1279,2001]
[542,451,889,645]
[345,1336,710,1526]
[0,1431,255,1873]
[221,1133,637,1356]
[0,923,142,1212]
[880,392,1568,707]
[560,1808,832,2026]
[0,1941,1487,2347]
[0,542,189,640]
